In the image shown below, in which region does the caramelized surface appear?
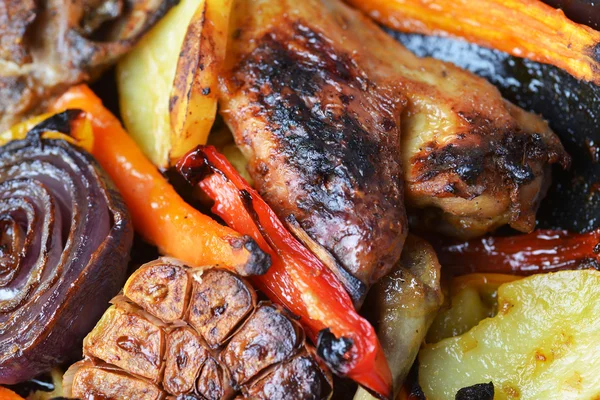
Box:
[221,0,569,251]
[72,365,164,400]
[187,268,256,348]
[69,259,332,399]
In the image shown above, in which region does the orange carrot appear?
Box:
[51,85,269,276]
[347,0,600,84]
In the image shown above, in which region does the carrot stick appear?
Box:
[50,85,269,276]
[346,0,600,84]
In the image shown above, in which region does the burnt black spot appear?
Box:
[316,328,353,375]
[414,126,549,193]
[455,382,494,400]
[242,236,271,276]
[202,87,211,96]
[235,23,384,206]
[593,42,600,63]
[27,109,82,138]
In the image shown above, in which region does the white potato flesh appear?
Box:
[419,270,600,400]
[116,0,204,168]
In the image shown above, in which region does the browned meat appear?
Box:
[219,0,569,297]
[65,258,333,400]
[0,0,175,130]
[220,0,409,301]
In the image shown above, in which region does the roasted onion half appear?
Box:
[0,112,133,384]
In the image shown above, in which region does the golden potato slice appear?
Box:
[169,0,234,163]
[117,0,233,168]
[116,0,205,168]
[419,270,600,400]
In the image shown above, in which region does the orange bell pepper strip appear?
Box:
[177,146,392,399]
[0,387,25,400]
[435,229,600,276]
[50,85,269,276]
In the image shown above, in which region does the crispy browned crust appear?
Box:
[220,1,409,296]
[69,258,333,400]
[0,0,177,130]
[221,0,569,243]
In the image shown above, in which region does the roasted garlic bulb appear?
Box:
[64,258,333,400]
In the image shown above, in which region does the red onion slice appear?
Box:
[0,111,133,384]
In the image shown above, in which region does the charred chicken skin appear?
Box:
[220,0,409,299]
[0,0,175,130]
[65,258,333,400]
[220,0,570,299]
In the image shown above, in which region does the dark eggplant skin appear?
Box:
[389,30,600,233]
[544,0,600,30]
[0,114,133,383]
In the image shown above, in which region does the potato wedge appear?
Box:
[345,0,600,85]
[117,0,232,168]
[117,0,205,168]
[419,270,600,400]
[169,0,233,163]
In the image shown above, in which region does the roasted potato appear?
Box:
[117,0,232,168]
[419,270,600,400]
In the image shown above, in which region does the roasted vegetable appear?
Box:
[433,229,600,275]
[345,0,600,84]
[0,0,176,131]
[118,0,232,167]
[426,274,520,343]
[177,146,393,398]
[169,0,233,163]
[50,85,269,276]
[0,387,24,400]
[117,0,204,168]
[354,235,443,400]
[419,270,600,399]
[0,112,133,383]
[64,258,333,400]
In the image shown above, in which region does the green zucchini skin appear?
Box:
[390,30,600,233]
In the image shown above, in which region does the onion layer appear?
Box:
[0,112,133,384]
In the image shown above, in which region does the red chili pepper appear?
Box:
[434,229,600,276]
[177,145,392,399]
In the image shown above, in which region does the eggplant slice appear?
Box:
[65,258,333,400]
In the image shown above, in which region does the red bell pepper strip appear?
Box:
[177,145,392,399]
[434,229,600,276]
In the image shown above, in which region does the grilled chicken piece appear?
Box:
[64,258,333,400]
[220,0,409,301]
[220,0,569,285]
[0,0,175,130]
